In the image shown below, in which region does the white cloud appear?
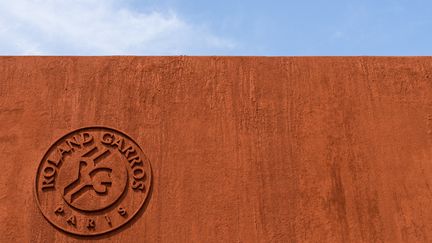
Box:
[0,0,235,55]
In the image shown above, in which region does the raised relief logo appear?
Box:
[34,127,152,236]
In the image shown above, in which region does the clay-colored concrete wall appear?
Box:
[1,57,432,242]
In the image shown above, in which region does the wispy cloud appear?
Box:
[0,0,235,55]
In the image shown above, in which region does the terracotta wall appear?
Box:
[1,57,432,242]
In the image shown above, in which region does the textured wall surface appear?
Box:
[1,57,432,242]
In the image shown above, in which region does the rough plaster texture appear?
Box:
[1,57,432,242]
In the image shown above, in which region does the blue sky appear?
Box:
[0,0,431,55]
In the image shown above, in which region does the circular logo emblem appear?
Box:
[34,126,152,236]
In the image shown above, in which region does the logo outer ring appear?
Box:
[34,125,153,236]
